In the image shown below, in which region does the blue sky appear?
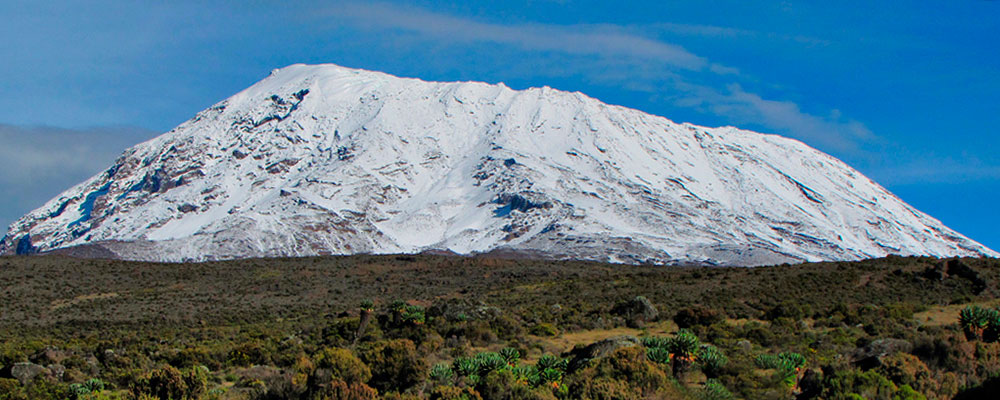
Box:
[1,1,998,250]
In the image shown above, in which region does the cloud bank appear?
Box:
[0,124,157,232]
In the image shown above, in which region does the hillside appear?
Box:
[2,64,994,265]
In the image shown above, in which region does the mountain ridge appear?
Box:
[2,63,994,265]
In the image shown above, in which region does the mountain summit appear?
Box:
[2,64,994,265]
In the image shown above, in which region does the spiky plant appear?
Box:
[389,299,407,312]
[985,308,1000,342]
[511,365,538,385]
[475,352,508,375]
[359,299,374,312]
[698,345,728,378]
[641,336,671,349]
[538,367,563,385]
[68,383,90,400]
[960,305,993,340]
[500,347,521,365]
[536,354,568,373]
[668,329,701,378]
[430,363,454,383]
[83,378,105,393]
[755,352,806,387]
[701,379,734,400]
[453,357,479,378]
[647,346,672,365]
[401,305,426,325]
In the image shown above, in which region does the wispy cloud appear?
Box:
[331,2,710,71]
[671,83,873,153]
[650,22,833,46]
[869,155,1000,186]
[0,124,156,231]
[322,2,874,156]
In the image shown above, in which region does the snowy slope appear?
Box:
[1,64,995,265]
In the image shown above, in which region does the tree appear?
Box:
[667,330,701,379]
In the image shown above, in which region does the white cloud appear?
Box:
[330,2,709,70]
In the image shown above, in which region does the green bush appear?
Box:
[529,323,558,337]
[314,348,372,384]
[362,339,427,393]
[477,369,556,400]
[429,385,483,400]
[136,365,186,400]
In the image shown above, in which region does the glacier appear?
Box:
[1,64,995,266]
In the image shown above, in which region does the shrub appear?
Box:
[477,369,555,400]
[430,385,483,400]
[183,366,209,399]
[569,377,640,400]
[310,379,378,400]
[529,323,558,337]
[765,300,808,321]
[314,348,372,384]
[567,347,669,398]
[138,365,187,400]
[362,339,427,393]
[674,306,723,329]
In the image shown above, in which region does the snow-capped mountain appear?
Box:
[1,64,994,265]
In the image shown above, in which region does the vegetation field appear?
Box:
[1,254,999,399]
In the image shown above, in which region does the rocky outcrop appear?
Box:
[612,296,659,328]
[565,335,641,372]
[851,338,913,369]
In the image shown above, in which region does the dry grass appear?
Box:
[914,300,1000,327]
[50,292,119,310]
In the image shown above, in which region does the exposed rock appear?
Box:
[851,339,913,369]
[612,296,659,328]
[46,364,65,381]
[566,335,640,372]
[11,362,49,385]
[30,347,69,365]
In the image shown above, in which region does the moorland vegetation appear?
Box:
[1,254,999,399]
